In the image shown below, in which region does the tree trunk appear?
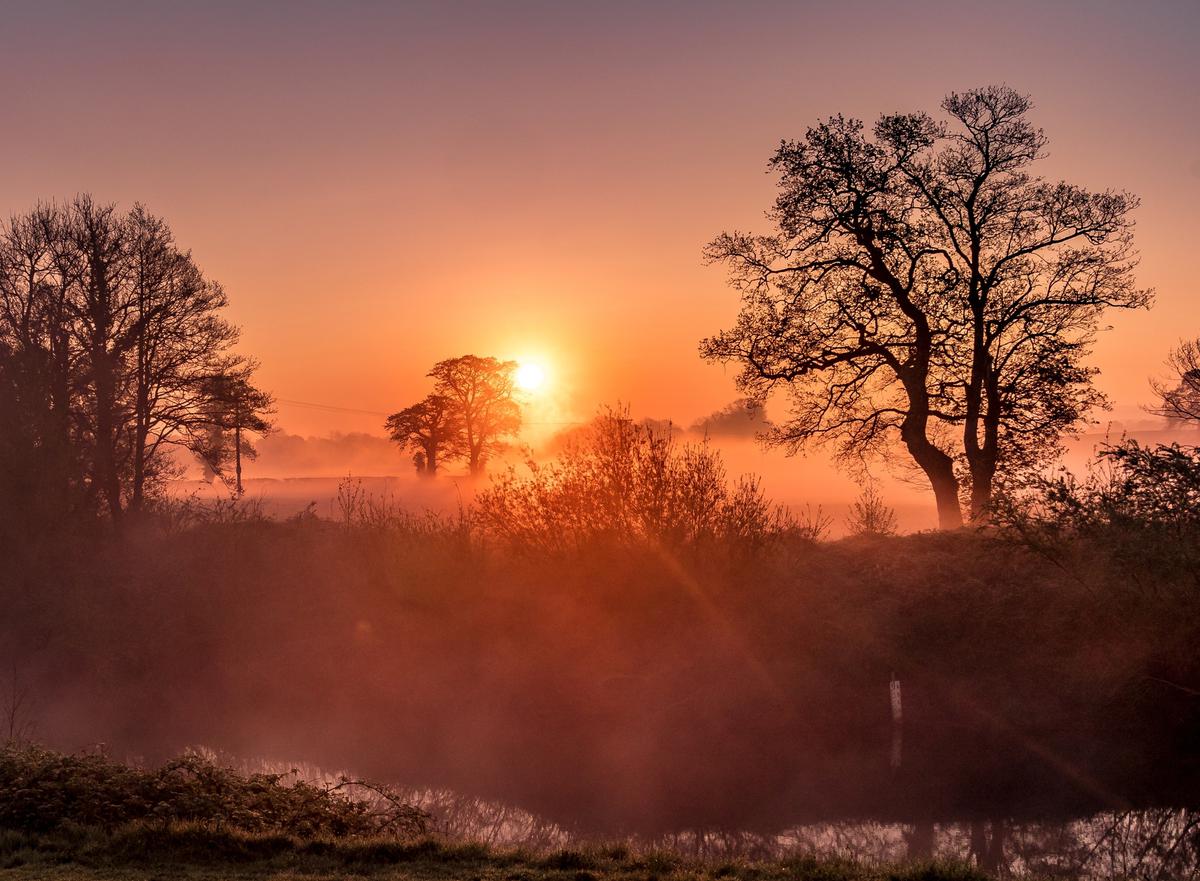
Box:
[930,468,963,531]
[130,375,149,515]
[968,460,996,523]
[48,337,74,514]
[91,346,123,521]
[965,362,1002,523]
[130,422,146,514]
[902,424,963,529]
[235,425,243,496]
[895,323,964,529]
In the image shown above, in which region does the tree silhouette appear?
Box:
[198,373,275,496]
[126,205,254,511]
[384,393,462,477]
[427,355,520,476]
[0,196,267,521]
[1150,338,1200,424]
[845,484,898,538]
[702,86,1148,528]
[885,87,1149,519]
[0,204,84,527]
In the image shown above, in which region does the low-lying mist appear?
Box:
[5,520,1197,836]
[7,415,1200,843]
[171,415,1200,536]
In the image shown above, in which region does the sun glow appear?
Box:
[515,361,547,393]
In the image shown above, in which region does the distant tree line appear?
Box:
[386,355,520,477]
[0,196,272,529]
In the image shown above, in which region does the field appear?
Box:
[4,435,1200,879]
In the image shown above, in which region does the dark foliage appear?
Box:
[702,86,1149,527]
[475,407,827,554]
[3,507,1198,836]
[0,821,997,881]
[0,743,428,837]
[995,439,1200,576]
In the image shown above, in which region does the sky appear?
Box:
[2,0,1199,511]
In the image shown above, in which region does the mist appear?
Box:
[171,413,1200,535]
[7,512,1197,839]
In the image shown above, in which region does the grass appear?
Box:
[0,746,997,880]
[0,824,997,881]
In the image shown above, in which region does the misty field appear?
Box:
[4,446,1200,879]
[4,0,1200,875]
[4,417,1200,880]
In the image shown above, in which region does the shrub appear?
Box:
[845,485,898,538]
[0,744,429,838]
[994,439,1200,581]
[475,406,822,554]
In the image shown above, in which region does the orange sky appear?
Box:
[3,1,1198,474]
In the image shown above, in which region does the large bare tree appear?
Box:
[884,87,1149,519]
[702,86,1149,527]
[0,196,267,522]
[701,113,965,526]
[0,204,84,522]
[1151,338,1200,425]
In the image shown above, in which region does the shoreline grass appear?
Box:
[0,823,995,881]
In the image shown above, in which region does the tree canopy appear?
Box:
[0,196,269,526]
[385,355,520,477]
[1151,338,1200,425]
[702,86,1150,527]
[384,393,463,477]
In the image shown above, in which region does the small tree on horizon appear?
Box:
[428,355,520,476]
[845,484,899,538]
[196,373,275,496]
[384,393,463,477]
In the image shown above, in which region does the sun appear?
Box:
[515,361,547,393]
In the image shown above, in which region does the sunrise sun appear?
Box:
[515,361,547,393]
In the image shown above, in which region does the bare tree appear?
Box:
[0,196,267,520]
[701,113,965,527]
[702,86,1148,527]
[428,355,520,476]
[67,196,137,520]
[886,86,1149,519]
[125,206,256,511]
[2,660,36,743]
[1150,338,1200,424]
[385,393,462,477]
[0,204,85,523]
